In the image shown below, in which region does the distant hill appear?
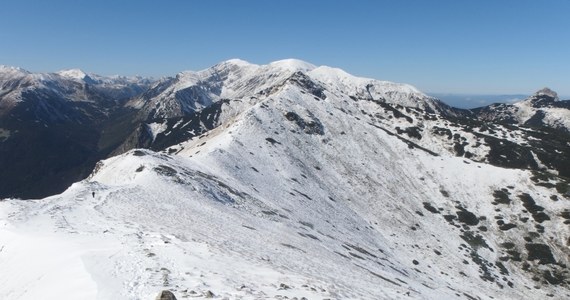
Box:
[429,93,528,109]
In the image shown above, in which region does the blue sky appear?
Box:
[1,0,569,96]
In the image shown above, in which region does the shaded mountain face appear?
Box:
[1,60,569,299]
[0,66,153,198]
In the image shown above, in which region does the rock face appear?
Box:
[155,290,177,300]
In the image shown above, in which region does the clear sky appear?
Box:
[1,0,569,96]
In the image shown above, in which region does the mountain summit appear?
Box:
[1,60,569,299]
[57,68,92,81]
[534,87,559,100]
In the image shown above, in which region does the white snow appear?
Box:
[57,69,89,81]
[146,121,169,142]
[268,58,317,72]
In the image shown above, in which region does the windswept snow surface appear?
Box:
[2,77,569,299]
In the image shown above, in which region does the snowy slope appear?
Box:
[2,71,569,300]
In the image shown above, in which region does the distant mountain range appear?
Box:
[0,60,569,299]
[429,93,529,109]
[0,65,153,198]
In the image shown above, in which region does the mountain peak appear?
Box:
[521,87,560,109]
[221,58,253,67]
[268,59,316,72]
[57,68,89,81]
[533,87,558,101]
[0,65,30,75]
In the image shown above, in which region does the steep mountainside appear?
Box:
[1,60,569,299]
[0,66,152,198]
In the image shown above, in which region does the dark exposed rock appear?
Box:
[265,137,281,145]
[153,165,177,177]
[395,126,422,140]
[461,231,491,250]
[423,202,440,214]
[492,190,511,205]
[155,290,177,300]
[481,135,538,170]
[284,111,324,135]
[518,193,550,223]
[456,208,479,226]
[499,223,517,231]
[543,270,565,285]
[204,290,214,298]
[287,71,326,100]
[432,126,453,139]
[526,243,556,265]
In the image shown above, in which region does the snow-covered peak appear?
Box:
[310,65,363,82]
[0,65,31,80]
[57,68,90,81]
[309,65,371,90]
[219,58,255,68]
[517,88,560,108]
[310,65,423,95]
[308,64,434,111]
[0,65,30,74]
[267,58,316,72]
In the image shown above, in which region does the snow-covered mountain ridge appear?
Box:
[1,59,570,299]
[131,60,568,179]
[127,59,452,121]
[0,65,153,120]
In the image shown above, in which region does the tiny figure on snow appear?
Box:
[92,191,95,198]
